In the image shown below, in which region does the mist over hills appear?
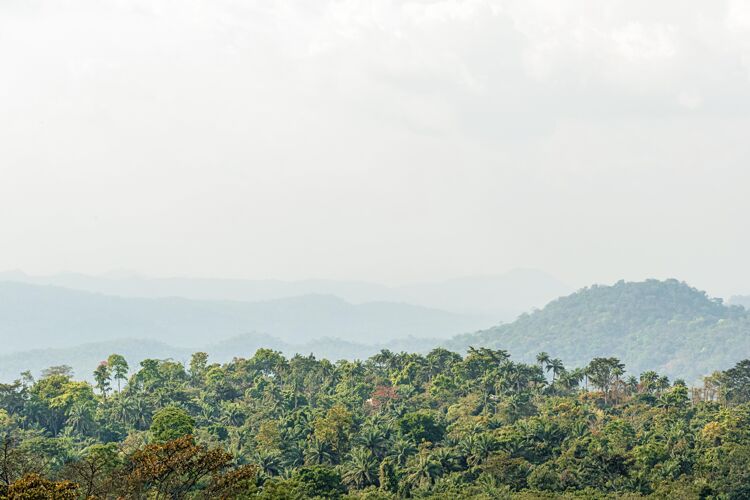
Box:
[0,269,569,381]
[0,268,570,319]
[448,279,750,382]
[0,339,192,383]
[0,333,442,383]
[395,269,571,317]
[2,277,748,384]
[730,295,750,309]
[0,281,488,352]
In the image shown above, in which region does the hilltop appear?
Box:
[447,279,750,381]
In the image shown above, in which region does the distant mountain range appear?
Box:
[0,268,572,381]
[448,279,750,382]
[0,268,571,318]
[0,281,490,352]
[0,333,438,382]
[2,276,747,384]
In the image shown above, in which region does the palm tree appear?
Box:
[282,440,306,468]
[467,433,496,467]
[125,396,151,430]
[114,396,135,426]
[228,427,250,457]
[536,352,551,370]
[342,447,378,489]
[478,372,497,415]
[656,375,671,394]
[254,450,282,476]
[458,435,476,465]
[625,376,639,396]
[66,401,94,436]
[389,438,417,467]
[355,427,389,459]
[319,361,340,388]
[476,472,511,497]
[587,357,625,404]
[219,401,245,427]
[430,447,458,474]
[503,393,529,423]
[547,358,565,383]
[567,421,589,439]
[404,452,442,490]
[371,349,394,370]
[304,438,332,465]
[559,368,584,391]
[196,400,216,426]
[639,370,659,394]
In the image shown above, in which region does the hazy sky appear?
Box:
[1,0,749,296]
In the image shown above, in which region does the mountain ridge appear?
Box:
[0,333,442,383]
[446,279,750,382]
[0,280,489,352]
[3,278,747,384]
[0,268,570,318]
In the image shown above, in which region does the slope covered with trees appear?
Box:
[2,347,750,498]
[448,280,750,382]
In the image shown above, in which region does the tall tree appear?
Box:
[93,362,111,399]
[547,358,565,382]
[342,447,377,489]
[586,357,625,404]
[536,352,551,371]
[106,354,129,392]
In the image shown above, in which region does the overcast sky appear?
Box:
[1,0,749,296]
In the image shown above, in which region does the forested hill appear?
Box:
[447,279,750,382]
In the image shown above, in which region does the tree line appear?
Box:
[1,346,750,498]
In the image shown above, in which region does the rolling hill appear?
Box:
[0,333,442,383]
[0,268,570,319]
[0,281,489,352]
[446,279,750,382]
[4,278,747,384]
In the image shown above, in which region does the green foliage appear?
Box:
[149,406,195,443]
[398,411,445,444]
[450,279,750,382]
[0,349,749,498]
[106,354,129,392]
[723,359,750,405]
[93,362,111,398]
[377,457,399,494]
[294,465,346,498]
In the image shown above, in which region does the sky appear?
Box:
[1,0,749,297]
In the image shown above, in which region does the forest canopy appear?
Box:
[1,346,750,498]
